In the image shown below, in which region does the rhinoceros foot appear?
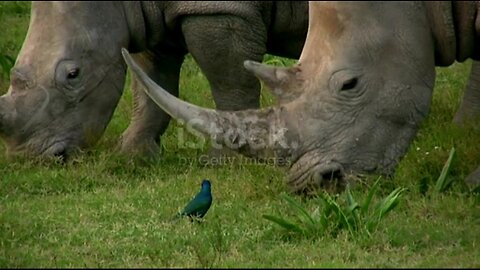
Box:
[118,131,162,160]
[465,166,480,190]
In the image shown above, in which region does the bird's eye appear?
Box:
[67,68,80,79]
[340,78,358,91]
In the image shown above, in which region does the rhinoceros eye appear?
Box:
[55,60,83,91]
[67,68,80,80]
[330,69,363,96]
[340,77,358,91]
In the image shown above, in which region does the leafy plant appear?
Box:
[263,178,406,239]
[434,147,456,193]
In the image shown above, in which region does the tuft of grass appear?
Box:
[434,147,456,193]
[263,178,406,239]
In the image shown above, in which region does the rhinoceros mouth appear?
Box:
[288,151,346,194]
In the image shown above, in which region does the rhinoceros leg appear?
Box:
[181,15,266,111]
[453,60,480,124]
[119,49,184,157]
[181,15,266,159]
[465,166,480,189]
[453,60,480,189]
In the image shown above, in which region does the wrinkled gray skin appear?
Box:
[123,1,480,193]
[0,1,308,158]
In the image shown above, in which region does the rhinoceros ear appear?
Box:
[244,60,302,104]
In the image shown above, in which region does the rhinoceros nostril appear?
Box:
[312,163,346,193]
[320,168,343,182]
[53,149,68,163]
[288,155,347,195]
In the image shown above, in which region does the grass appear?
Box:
[0,1,30,89]
[1,2,480,268]
[263,178,406,239]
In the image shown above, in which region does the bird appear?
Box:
[176,179,212,221]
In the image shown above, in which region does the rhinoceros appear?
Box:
[0,1,308,158]
[121,1,480,192]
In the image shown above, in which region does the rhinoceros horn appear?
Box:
[121,48,296,158]
[243,60,302,104]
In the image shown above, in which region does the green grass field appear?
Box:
[0,2,479,268]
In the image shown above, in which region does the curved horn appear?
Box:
[122,48,220,133]
[121,48,295,158]
[244,60,302,103]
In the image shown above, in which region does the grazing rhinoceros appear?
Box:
[0,1,308,158]
[122,1,480,193]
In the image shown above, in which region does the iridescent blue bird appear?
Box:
[177,179,212,221]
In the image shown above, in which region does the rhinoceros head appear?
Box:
[122,1,438,193]
[0,1,130,158]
